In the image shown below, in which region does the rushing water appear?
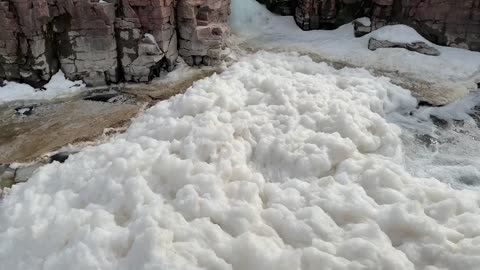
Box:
[390,90,480,189]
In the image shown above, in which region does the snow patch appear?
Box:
[0,71,85,104]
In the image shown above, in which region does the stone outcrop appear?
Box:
[0,0,231,86]
[261,0,480,51]
[116,0,177,83]
[177,0,231,66]
[368,38,441,56]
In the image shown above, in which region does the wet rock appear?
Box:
[470,113,480,129]
[458,175,479,186]
[15,106,35,116]
[416,134,438,148]
[453,119,465,127]
[83,91,136,104]
[430,115,449,129]
[368,38,441,56]
[0,165,15,189]
[14,163,45,183]
[84,93,120,103]
[0,165,15,181]
[49,151,78,164]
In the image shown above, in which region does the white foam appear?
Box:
[1,52,479,270]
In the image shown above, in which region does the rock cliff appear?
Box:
[0,0,231,86]
[265,0,480,51]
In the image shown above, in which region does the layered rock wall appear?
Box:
[0,0,230,86]
[262,0,480,51]
[177,0,231,66]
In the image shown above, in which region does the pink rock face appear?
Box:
[0,0,231,86]
[0,2,21,81]
[116,0,178,82]
[177,0,231,66]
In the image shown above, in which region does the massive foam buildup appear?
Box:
[1,52,479,270]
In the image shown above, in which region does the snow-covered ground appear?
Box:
[1,52,480,270]
[230,0,480,105]
[0,71,85,105]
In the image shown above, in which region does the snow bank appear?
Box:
[1,52,480,270]
[368,25,427,44]
[230,0,480,104]
[0,71,85,104]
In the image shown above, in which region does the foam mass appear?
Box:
[1,52,479,270]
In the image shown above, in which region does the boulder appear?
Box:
[368,38,441,56]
